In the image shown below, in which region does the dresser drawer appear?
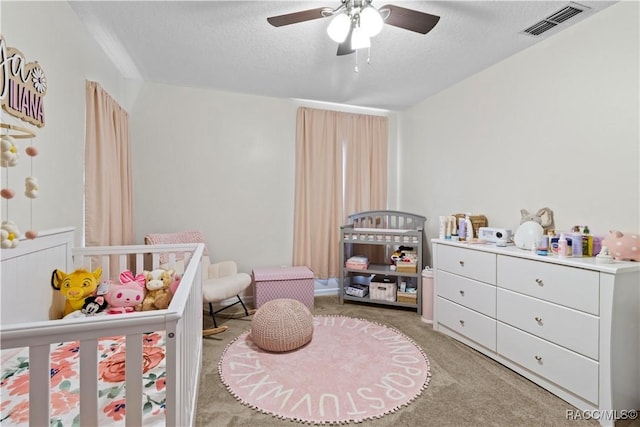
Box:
[497,289,599,360]
[437,245,496,284]
[437,297,496,351]
[497,323,599,405]
[497,256,599,315]
[436,270,496,317]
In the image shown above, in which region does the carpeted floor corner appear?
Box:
[195,295,628,427]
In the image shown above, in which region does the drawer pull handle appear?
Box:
[459,290,465,296]
[534,355,543,362]
[534,316,543,324]
[459,261,465,267]
[459,320,465,326]
[535,278,543,286]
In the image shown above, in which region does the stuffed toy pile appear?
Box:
[51,267,179,318]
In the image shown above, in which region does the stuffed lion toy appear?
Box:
[51,267,102,317]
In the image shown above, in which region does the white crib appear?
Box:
[0,227,204,426]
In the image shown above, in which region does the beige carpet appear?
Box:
[195,295,634,427]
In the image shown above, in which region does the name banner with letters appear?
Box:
[0,34,47,128]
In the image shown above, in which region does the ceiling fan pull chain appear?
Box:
[354,50,359,73]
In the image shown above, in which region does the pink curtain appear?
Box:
[342,112,388,216]
[293,107,388,279]
[84,81,134,248]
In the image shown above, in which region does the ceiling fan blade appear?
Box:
[336,25,355,56]
[380,4,440,34]
[267,7,330,27]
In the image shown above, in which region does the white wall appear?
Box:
[131,84,297,273]
[1,1,129,246]
[3,1,636,276]
[0,0,399,276]
[399,1,639,264]
[130,84,398,274]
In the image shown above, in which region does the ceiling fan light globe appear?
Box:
[360,6,384,37]
[351,27,371,50]
[327,13,351,43]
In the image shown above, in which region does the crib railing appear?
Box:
[0,242,204,427]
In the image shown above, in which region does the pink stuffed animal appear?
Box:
[601,231,639,261]
[104,270,147,314]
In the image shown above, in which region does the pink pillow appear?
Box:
[170,274,181,294]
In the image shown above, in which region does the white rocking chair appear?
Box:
[144,231,253,335]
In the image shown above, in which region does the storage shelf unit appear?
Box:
[339,210,425,314]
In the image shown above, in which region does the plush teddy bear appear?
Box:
[520,207,555,233]
[140,269,175,311]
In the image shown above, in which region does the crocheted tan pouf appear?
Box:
[251,298,314,352]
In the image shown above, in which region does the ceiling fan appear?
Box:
[267,0,440,56]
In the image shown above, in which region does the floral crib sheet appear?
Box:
[1,332,167,426]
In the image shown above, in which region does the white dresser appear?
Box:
[432,239,640,426]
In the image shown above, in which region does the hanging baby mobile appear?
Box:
[0,34,46,249]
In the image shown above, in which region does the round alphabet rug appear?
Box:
[218,315,431,424]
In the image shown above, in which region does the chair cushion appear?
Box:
[250,299,314,352]
[144,231,209,263]
[202,272,251,302]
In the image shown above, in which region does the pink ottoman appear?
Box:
[252,266,314,310]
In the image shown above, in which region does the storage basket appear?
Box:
[370,276,396,302]
[345,283,369,297]
[454,214,488,238]
[346,256,369,270]
[397,291,417,304]
[396,260,417,273]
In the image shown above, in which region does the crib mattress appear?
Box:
[0,332,167,426]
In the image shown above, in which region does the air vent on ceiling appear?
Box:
[521,2,591,37]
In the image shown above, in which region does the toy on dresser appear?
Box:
[602,230,639,261]
[520,207,555,233]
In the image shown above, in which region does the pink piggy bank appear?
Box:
[602,231,639,261]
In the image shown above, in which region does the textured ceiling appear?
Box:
[69,1,616,111]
